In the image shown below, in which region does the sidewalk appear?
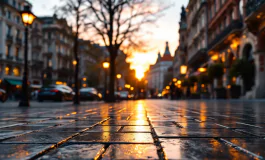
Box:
[0,100,264,159]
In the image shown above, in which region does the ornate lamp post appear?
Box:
[102,61,110,101]
[19,6,36,107]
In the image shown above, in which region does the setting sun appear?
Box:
[135,66,145,80]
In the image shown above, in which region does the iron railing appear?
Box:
[208,20,243,51]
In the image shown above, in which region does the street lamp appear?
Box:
[180,65,188,75]
[116,74,122,79]
[198,68,207,73]
[19,6,36,107]
[103,61,110,101]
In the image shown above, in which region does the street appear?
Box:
[0,100,264,159]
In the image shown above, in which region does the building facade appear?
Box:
[0,0,44,98]
[242,0,265,98]
[40,15,74,86]
[147,42,173,93]
[173,6,187,78]
[186,0,208,74]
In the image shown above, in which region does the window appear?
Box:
[48,32,52,39]
[13,67,20,77]
[48,59,52,67]
[16,16,20,23]
[5,66,10,75]
[7,11,11,19]
[13,0,16,7]
[18,3,21,10]
[6,25,11,36]
[5,45,10,57]
[15,48,19,59]
[239,0,243,15]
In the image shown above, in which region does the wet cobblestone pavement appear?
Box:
[0,100,265,159]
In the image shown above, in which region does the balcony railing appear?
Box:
[6,35,13,42]
[208,20,243,51]
[246,0,265,17]
[6,55,13,60]
[16,38,22,45]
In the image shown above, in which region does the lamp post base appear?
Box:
[19,101,30,107]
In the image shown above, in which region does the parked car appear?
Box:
[120,91,129,100]
[80,87,101,101]
[38,85,75,102]
[0,89,7,103]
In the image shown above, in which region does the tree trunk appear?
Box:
[73,30,80,105]
[108,52,117,102]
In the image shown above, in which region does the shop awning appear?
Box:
[5,79,22,86]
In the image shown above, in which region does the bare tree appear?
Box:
[85,0,165,102]
[55,0,87,104]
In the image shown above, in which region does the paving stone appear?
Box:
[0,144,52,160]
[102,120,149,126]
[154,127,254,138]
[177,122,227,129]
[70,132,153,143]
[0,125,48,131]
[160,138,251,160]
[38,144,104,160]
[45,127,88,132]
[121,126,151,132]
[222,138,265,158]
[86,126,121,132]
[102,144,158,159]
[0,130,27,140]
[0,122,24,129]
[2,132,77,143]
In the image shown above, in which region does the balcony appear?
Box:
[32,59,44,67]
[16,38,22,45]
[208,20,243,51]
[6,55,13,61]
[246,0,265,17]
[6,35,13,43]
[188,48,208,69]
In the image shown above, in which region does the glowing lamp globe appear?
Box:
[103,62,110,69]
[21,6,36,26]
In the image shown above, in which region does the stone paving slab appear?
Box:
[102,144,159,159]
[86,126,121,132]
[70,132,153,143]
[0,130,28,141]
[221,138,265,158]
[0,122,24,129]
[121,126,151,132]
[38,144,104,160]
[2,132,77,143]
[0,143,52,160]
[160,138,251,159]
[0,125,49,131]
[176,122,229,129]
[0,100,265,159]
[102,120,149,126]
[154,127,254,138]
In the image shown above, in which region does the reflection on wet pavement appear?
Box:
[0,100,265,159]
[38,144,104,160]
[102,144,158,159]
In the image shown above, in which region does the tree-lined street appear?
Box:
[0,100,265,159]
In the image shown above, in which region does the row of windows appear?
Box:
[1,66,21,77]
[5,45,21,59]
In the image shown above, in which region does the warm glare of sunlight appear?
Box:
[136,67,145,80]
[137,103,144,111]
